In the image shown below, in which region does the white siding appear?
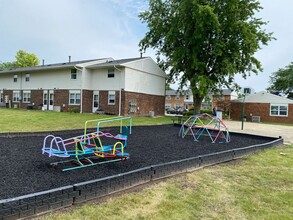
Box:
[90,68,123,91]
[0,69,82,90]
[123,57,166,78]
[124,68,165,96]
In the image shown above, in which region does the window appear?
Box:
[13,91,20,102]
[165,104,171,109]
[13,74,18,82]
[244,88,251,94]
[23,91,31,103]
[108,91,115,104]
[25,73,30,82]
[108,69,115,78]
[185,95,189,100]
[166,95,171,100]
[175,95,180,100]
[270,104,288,116]
[71,69,77,79]
[69,90,81,105]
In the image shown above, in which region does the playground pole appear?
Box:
[241,93,246,130]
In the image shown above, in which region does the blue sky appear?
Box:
[0,0,292,92]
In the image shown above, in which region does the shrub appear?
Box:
[68,107,78,113]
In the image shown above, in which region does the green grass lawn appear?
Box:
[35,145,293,220]
[0,109,172,132]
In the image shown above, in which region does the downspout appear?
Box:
[74,65,83,113]
[114,65,123,116]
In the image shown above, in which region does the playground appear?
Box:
[0,115,278,200]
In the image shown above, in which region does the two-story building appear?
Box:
[165,90,212,111]
[0,57,166,116]
[212,89,238,112]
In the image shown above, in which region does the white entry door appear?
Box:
[43,90,48,110]
[49,90,54,110]
[43,90,54,110]
[93,91,99,113]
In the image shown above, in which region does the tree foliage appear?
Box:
[1,50,39,71]
[15,50,39,67]
[139,0,274,113]
[0,61,15,71]
[267,63,293,99]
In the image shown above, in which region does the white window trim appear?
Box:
[166,95,171,100]
[71,69,77,80]
[69,90,81,105]
[13,74,18,83]
[13,91,20,102]
[22,90,31,103]
[25,73,30,82]
[108,68,115,78]
[270,104,288,117]
[108,91,116,105]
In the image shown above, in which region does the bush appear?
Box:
[68,107,78,113]
[183,109,213,116]
[200,109,213,115]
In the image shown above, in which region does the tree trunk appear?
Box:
[193,94,203,115]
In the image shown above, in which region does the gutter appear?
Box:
[74,65,84,113]
[114,65,123,116]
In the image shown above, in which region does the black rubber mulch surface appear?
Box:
[0,124,276,200]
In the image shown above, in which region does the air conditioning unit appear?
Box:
[252,116,261,123]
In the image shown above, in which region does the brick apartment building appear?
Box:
[0,57,166,116]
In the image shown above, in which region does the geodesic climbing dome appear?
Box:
[179,113,230,143]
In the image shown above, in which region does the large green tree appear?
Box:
[0,50,39,71]
[139,0,274,113]
[267,63,293,99]
[0,61,15,71]
[15,50,39,67]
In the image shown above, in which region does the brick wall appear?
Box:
[53,90,69,112]
[2,89,165,116]
[165,95,184,109]
[124,91,165,116]
[31,90,43,109]
[82,90,93,113]
[3,90,43,110]
[230,102,293,123]
[212,95,231,112]
[98,91,119,115]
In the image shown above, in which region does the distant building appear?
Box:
[230,91,293,123]
[212,89,238,112]
[165,90,212,110]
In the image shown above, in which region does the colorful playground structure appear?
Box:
[179,113,230,143]
[42,116,132,171]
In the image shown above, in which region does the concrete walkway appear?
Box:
[223,120,293,145]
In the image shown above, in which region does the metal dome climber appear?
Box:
[179,113,230,143]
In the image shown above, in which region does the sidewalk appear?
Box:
[223,120,293,145]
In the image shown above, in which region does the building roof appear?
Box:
[165,90,192,96]
[212,89,234,96]
[0,58,107,74]
[0,57,149,74]
[86,57,145,69]
[233,91,293,104]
